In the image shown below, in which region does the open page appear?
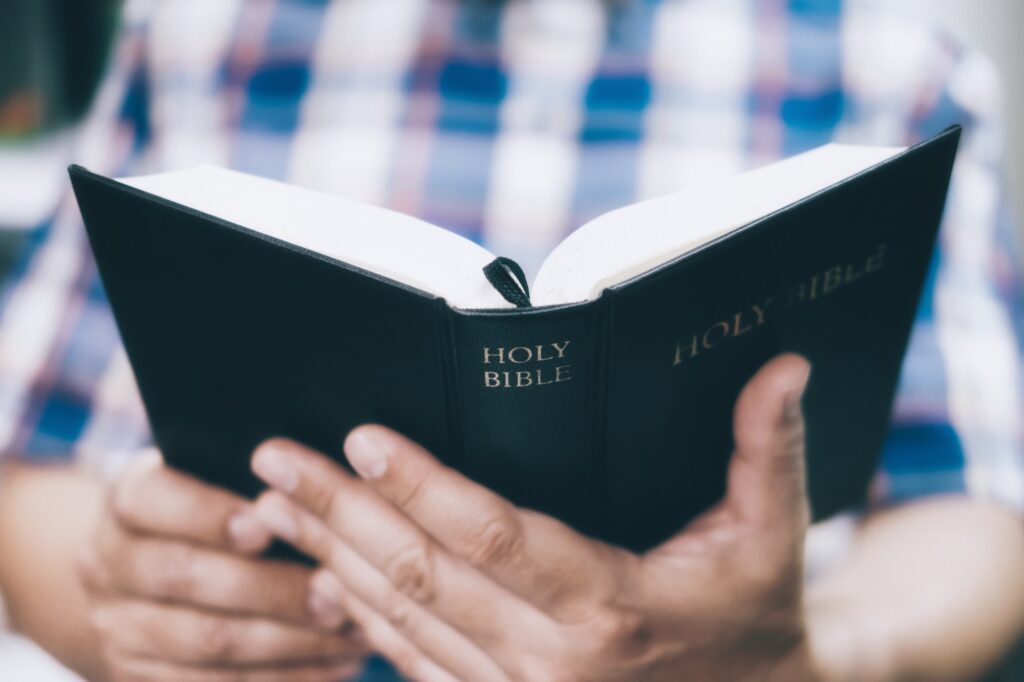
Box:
[119,166,511,309]
[120,143,903,311]
[530,143,903,306]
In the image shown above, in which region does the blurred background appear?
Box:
[0,1,1021,240]
[890,0,1024,225]
[0,1,1021,680]
[0,0,119,271]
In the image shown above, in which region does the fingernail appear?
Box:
[227,512,270,552]
[252,446,299,493]
[309,571,347,628]
[254,498,299,541]
[345,428,391,480]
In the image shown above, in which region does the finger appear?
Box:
[104,656,364,682]
[252,442,548,636]
[726,353,811,531]
[346,426,637,619]
[92,597,365,666]
[85,518,344,627]
[254,435,633,622]
[111,450,271,552]
[255,489,534,679]
[310,558,507,681]
[332,578,464,682]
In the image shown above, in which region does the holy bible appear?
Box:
[69,126,959,551]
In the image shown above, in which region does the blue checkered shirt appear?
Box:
[0,0,1021,518]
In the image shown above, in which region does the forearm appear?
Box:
[0,462,106,680]
[806,497,1024,682]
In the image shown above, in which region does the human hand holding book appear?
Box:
[62,126,1015,680]
[248,354,832,681]
[68,128,961,551]
[249,352,1024,682]
[74,451,369,680]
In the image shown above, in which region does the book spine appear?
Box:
[448,302,605,538]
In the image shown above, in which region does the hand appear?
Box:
[77,451,369,681]
[251,354,830,681]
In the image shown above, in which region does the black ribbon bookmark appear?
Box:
[483,256,532,308]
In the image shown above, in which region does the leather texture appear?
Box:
[69,127,959,553]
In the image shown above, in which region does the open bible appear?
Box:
[69,126,959,551]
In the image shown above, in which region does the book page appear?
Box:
[531,144,903,307]
[118,165,513,309]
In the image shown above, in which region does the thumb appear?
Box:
[725,353,811,531]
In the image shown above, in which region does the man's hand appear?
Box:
[78,452,369,681]
[250,354,827,681]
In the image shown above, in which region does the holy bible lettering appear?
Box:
[673,300,773,366]
[483,341,572,388]
[68,128,960,554]
[785,242,886,308]
[673,242,888,366]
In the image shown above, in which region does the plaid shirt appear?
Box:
[1,0,1022,516]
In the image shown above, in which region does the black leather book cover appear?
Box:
[69,126,959,552]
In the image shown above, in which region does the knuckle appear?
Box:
[383,543,435,604]
[149,544,199,600]
[768,444,804,477]
[89,605,115,637]
[110,479,143,527]
[463,513,523,569]
[76,547,107,594]
[394,468,434,512]
[382,591,416,632]
[583,607,651,659]
[192,615,239,662]
[108,455,162,527]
